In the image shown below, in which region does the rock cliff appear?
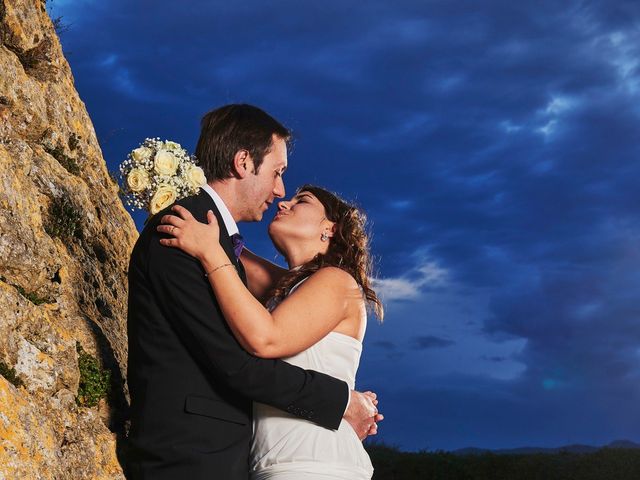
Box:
[0,0,137,477]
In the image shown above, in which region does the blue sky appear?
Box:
[50,0,640,451]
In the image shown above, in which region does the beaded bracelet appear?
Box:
[204,263,233,277]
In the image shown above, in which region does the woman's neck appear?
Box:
[283,243,325,270]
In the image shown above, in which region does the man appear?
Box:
[126,104,380,479]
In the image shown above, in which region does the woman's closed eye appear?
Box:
[294,193,313,204]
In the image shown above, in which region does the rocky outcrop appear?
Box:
[0,0,137,477]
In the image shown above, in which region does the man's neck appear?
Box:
[208,180,241,223]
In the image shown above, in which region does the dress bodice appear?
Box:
[251,276,373,479]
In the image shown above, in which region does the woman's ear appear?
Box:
[232,149,253,178]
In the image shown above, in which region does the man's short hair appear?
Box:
[195,104,291,181]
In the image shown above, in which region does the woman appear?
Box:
[157,185,383,480]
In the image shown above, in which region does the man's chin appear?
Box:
[254,204,271,221]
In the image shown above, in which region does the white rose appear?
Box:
[127,168,150,192]
[185,165,207,189]
[164,141,181,151]
[149,184,177,214]
[154,150,179,175]
[131,146,152,162]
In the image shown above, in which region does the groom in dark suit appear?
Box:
[126,104,379,479]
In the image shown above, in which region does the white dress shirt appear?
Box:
[200,183,239,236]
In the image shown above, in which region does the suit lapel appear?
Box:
[195,189,247,286]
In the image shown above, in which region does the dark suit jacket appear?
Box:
[126,190,348,479]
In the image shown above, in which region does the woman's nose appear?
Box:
[278,201,289,211]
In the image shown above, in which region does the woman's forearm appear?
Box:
[201,249,279,357]
[240,248,288,303]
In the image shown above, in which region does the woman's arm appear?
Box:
[240,248,288,304]
[158,205,360,358]
[205,256,357,358]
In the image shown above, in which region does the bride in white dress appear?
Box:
[158,184,384,479]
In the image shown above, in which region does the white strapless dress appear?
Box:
[250,282,374,479]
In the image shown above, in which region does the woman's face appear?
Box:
[268,191,334,248]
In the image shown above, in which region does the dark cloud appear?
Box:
[52,0,640,450]
[373,340,397,350]
[482,355,507,363]
[412,336,455,350]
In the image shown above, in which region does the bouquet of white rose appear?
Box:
[119,138,206,215]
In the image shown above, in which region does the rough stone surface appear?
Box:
[0,1,138,477]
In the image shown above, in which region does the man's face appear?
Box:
[241,134,287,222]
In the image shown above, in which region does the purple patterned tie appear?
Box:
[231,233,244,259]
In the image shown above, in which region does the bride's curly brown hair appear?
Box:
[270,185,384,321]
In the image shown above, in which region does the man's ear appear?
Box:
[232,150,253,178]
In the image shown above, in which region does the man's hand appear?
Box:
[344,390,384,440]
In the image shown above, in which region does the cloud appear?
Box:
[372,260,449,302]
[482,355,507,363]
[412,335,455,350]
[97,54,138,98]
[535,95,579,138]
[483,237,640,395]
[372,340,396,350]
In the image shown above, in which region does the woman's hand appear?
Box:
[157,205,222,262]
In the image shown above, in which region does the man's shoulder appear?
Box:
[143,191,212,231]
[177,190,219,222]
[133,191,213,258]
[176,189,209,208]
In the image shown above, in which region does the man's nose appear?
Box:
[273,176,285,198]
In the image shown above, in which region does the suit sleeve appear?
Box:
[146,232,349,430]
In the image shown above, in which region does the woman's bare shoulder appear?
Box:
[307,266,358,286]
[298,267,362,305]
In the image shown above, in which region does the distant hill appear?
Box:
[452,439,640,456]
